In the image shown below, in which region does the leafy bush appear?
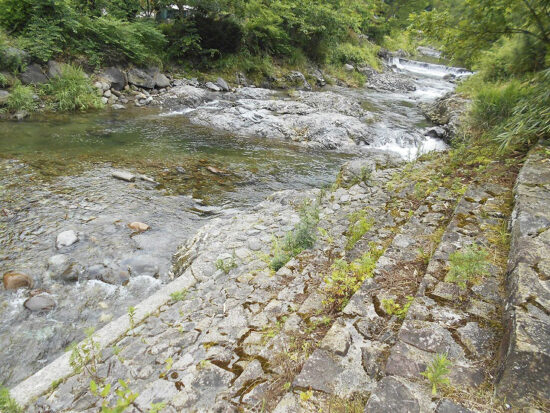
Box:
[476,36,547,82]
[18,17,65,63]
[0,73,7,87]
[329,42,381,70]
[6,83,35,112]
[74,17,166,66]
[346,210,374,250]
[42,64,103,112]
[445,243,489,289]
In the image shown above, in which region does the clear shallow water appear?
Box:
[0,108,356,207]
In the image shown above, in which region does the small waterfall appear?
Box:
[389,57,472,79]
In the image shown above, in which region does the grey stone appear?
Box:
[46,61,63,78]
[56,230,78,249]
[216,77,230,92]
[293,349,342,393]
[99,67,127,90]
[205,82,221,92]
[24,293,56,312]
[20,64,48,85]
[0,90,10,106]
[456,322,495,359]
[154,72,170,88]
[112,170,135,182]
[127,68,155,89]
[232,359,263,393]
[344,64,355,72]
[435,399,474,413]
[364,376,420,413]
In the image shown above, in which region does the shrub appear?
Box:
[18,18,65,63]
[329,42,381,70]
[324,242,384,310]
[469,80,528,132]
[445,243,489,289]
[42,64,103,112]
[0,73,7,87]
[6,83,35,112]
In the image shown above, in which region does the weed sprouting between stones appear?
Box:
[421,353,452,395]
[270,200,320,271]
[216,255,237,274]
[381,296,414,319]
[68,327,102,381]
[0,387,22,413]
[445,243,489,289]
[345,209,374,250]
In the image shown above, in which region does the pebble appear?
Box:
[128,222,150,232]
[56,230,78,249]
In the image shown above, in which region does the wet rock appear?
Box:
[420,92,468,140]
[111,104,126,110]
[11,111,29,121]
[20,64,48,85]
[47,254,80,282]
[127,68,155,89]
[285,71,311,90]
[3,271,33,290]
[216,77,230,92]
[365,376,420,413]
[112,170,135,182]
[56,230,78,249]
[46,61,63,78]
[24,293,56,311]
[128,222,150,232]
[121,254,159,278]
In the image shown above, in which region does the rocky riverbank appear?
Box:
[11,140,549,412]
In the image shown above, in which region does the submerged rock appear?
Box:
[3,272,33,290]
[24,293,56,312]
[56,230,78,249]
[128,222,150,232]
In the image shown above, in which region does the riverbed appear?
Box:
[0,57,468,387]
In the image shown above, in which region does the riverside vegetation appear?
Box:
[1,0,550,411]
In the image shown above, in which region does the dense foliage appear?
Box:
[413,0,549,153]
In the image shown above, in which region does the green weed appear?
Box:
[215,256,237,274]
[170,289,188,302]
[0,387,22,413]
[5,83,35,112]
[381,296,414,319]
[421,353,451,395]
[346,210,374,250]
[445,244,489,289]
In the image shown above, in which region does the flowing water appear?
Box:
[0,58,468,386]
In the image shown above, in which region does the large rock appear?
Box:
[3,272,33,290]
[127,68,155,89]
[99,67,127,91]
[420,92,469,142]
[46,61,64,78]
[285,71,311,91]
[0,47,29,71]
[153,72,170,88]
[496,145,550,406]
[215,77,230,92]
[0,90,10,106]
[20,64,48,85]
